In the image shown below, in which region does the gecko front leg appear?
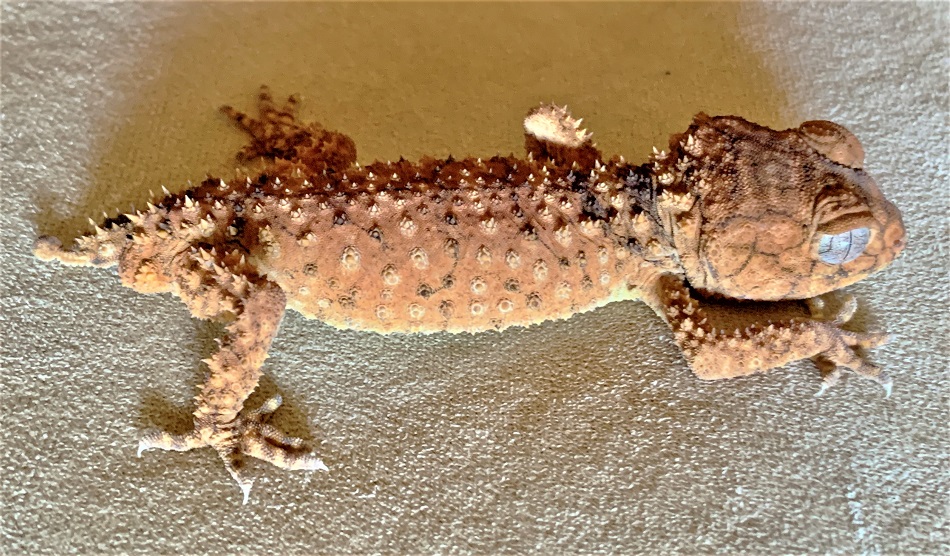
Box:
[137,258,326,503]
[646,274,891,394]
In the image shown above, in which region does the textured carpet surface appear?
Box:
[2,2,947,554]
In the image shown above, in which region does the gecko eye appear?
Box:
[818,227,869,264]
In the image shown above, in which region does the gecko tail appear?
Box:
[34,234,121,267]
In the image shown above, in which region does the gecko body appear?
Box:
[35,88,906,502]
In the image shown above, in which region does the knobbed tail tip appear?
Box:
[34,236,65,261]
[34,235,101,265]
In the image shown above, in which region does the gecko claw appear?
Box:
[814,365,843,397]
[241,481,254,505]
[876,372,893,398]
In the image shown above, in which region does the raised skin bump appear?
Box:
[34,87,906,502]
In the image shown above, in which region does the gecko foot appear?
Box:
[811,329,892,397]
[807,294,892,397]
[138,395,328,504]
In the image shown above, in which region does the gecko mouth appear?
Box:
[818,227,870,264]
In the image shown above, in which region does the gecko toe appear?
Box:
[248,394,283,419]
[137,429,202,457]
[813,362,843,397]
[832,294,858,325]
[852,331,890,349]
[241,395,326,467]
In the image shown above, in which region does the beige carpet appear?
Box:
[3,2,946,554]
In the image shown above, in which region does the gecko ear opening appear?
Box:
[798,120,865,169]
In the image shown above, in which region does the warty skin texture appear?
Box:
[34,87,906,502]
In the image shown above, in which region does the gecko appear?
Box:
[34,87,906,503]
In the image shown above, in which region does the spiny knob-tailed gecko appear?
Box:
[35,87,906,503]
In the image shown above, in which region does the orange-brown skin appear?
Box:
[34,87,906,503]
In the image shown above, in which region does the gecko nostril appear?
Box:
[893,230,907,249]
[882,219,906,250]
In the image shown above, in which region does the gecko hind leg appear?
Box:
[523,103,602,171]
[137,277,327,503]
[221,85,357,173]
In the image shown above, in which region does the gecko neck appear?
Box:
[590,159,679,273]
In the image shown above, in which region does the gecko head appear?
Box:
[659,114,906,301]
